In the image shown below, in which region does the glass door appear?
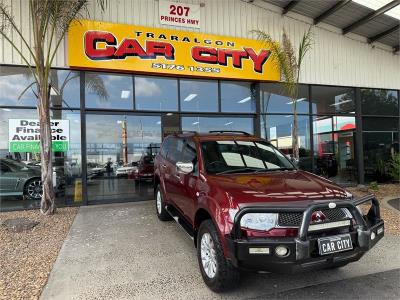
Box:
[85,114,161,203]
[313,116,357,185]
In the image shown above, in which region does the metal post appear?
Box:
[80,71,88,205]
[355,88,364,184]
[254,82,261,137]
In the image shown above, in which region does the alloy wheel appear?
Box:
[200,232,217,278]
[156,190,162,214]
[26,179,43,200]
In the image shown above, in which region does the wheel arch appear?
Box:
[194,208,213,247]
[154,175,160,195]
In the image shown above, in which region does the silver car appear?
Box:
[0,158,43,200]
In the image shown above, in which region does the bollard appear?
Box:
[74,179,82,202]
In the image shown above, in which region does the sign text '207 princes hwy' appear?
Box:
[67,20,280,81]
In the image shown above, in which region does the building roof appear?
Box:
[261,0,400,53]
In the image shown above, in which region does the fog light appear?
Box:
[371,232,376,240]
[249,247,270,254]
[275,246,289,257]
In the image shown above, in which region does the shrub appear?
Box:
[388,154,400,181]
[368,181,379,192]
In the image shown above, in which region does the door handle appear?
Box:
[161,164,167,169]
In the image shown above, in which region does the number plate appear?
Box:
[317,234,353,255]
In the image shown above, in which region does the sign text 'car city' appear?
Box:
[68,20,279,81]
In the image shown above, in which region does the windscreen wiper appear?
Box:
[254,167,294,173]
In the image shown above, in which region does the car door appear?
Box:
[163,137,184,212]
[158,137,173,200]
[0,161,20,196]
[176,140,199,223]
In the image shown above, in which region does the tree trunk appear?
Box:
[292,108,299,161]
[38,88,56,215]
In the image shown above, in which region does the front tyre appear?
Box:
[197,220,240,292]
[155,186,172,221]
[24,178,43,201]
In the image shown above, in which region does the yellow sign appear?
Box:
[67,20,279,81]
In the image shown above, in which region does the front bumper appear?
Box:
[226,195,384,273]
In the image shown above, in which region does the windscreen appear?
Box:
[201,140,294,175]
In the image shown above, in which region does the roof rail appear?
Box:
[209,130,250,135]
[173,131,198,135]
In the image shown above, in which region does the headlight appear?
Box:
[228,209,278,231]
[240,213,278,231]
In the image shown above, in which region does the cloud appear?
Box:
[135,77,162,98]
[0,76,36,104]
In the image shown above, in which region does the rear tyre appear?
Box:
[197,220,240,292]
[155,186,172,221]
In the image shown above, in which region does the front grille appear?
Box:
[278,208,349,227]
[278,212,303,226]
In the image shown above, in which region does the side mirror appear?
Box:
[176,161,193,174]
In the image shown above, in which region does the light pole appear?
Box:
[117,116,128,165]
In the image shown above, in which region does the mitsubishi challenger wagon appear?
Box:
[154,131,384,292]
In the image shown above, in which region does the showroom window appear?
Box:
[260,83,309,114]
[221,81,256,113]
[182,116,253,134]
[50,69,80,108]
[0,66,37,107]
[135,76,178,111]
[260,114,311,171]
[85,72,133,109]
[0,108,82,212]
[180,79,218,112]
[363,117,399,132]
[313,116,357,184]
[362,116,399,182]
[50,109,82,206]
[311,86,355,114]
[361,89,399,116]
[363,132,399,181]
[85,114,161,203]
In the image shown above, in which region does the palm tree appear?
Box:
[0,0,107,215]
[252,27,313,161]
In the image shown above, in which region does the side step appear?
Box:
[165,205,194,240]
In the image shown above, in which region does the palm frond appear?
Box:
[297,25,313,70]
[85,73,109,101]
[17,82,36,101]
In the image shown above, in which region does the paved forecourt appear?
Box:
[40,201,400,300]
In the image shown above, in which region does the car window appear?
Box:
[0,162,11,172]
[0,159,27,172]
[167,138,184,163]
[201,140,294,174]
[160,138,171,158]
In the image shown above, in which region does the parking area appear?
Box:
[40,201,400,300]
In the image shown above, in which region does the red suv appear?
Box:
[154,131,384,292]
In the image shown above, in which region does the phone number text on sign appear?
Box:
[159,0,201,29]
[152,63,220,74]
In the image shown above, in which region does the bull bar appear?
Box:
[226,195,384,271]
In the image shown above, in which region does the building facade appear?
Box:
[0,0,399,211]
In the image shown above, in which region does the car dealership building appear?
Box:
[0,0,399,211]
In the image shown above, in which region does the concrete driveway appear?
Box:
[40,201,400,300]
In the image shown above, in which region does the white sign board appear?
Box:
[159,0,201,29]
[8,119,70,152]
[269,126,277,140]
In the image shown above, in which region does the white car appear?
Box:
[115,165,137,177]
